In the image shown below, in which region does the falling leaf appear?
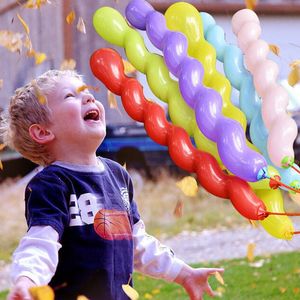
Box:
[214,271,225,285]
[29,285,54,300]
[294,288,300,295]
[60,58,77,70]
[215,286,225,297]
[77,85,88,93]
[34,52,47,65]
[176,176,198,197]
[107,90,118,109]
[66,10,76,24]
[247,242,256,262]
[279,287,287,294]
[122,59,136,75]
[245,0,258,10]
[144,293,153,299]
[288,61,300,86]
[0,144,6,151]
[32,80,47,104]
[0,160,3,171]
[0,80,3,90]
[0,30,23,53]
[173,199,184,218]
[24,0,50,9]
[151,289,160,295]
[17,14,30,35]
[24,35,33,52]
[122,284,139,300]
[77,296,89,300]
[77,17,86,34]
[269,44,280,56]
[249,259,265,268]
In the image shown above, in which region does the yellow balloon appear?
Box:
[165,2,258,153]
[256,189,294,240]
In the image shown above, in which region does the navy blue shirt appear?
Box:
[25,158,140,300]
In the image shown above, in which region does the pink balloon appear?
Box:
[244,39,269,73]
[237,21,261,52]
[232,9,259,35]
[253,60,279,96]
[262,85,289,129]
[268,115,298,166]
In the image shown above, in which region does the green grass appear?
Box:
[2,251,299,300]
[133,251,300,300]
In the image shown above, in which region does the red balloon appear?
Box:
[90,48,268,221]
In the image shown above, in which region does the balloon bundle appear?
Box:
[91,0,300,240]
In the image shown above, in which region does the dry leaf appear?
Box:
[269,44,280,56]
[122,59,136,75]
[288,61,300,86]
[173,199,184,218]
[245,0,258,10]
[66,11,76,24]
[32,80,47,104]
[176,176,198,197]
[77,296,89,300]
[24,0,50,9]
[0,160,3,171]
[214,271,225,285]
[77,17,86,34]
[144,293,153,299]
[0,30,23,53]
[107,90,118,109]
[34,52,47,65]
[17,14,30,35]
[60,58,77,70]
[29,285,54,300]
[0,80,3,90]
[215,286,225,297]
[247,242,256,262]
[294,288,300,295]
[279,287,287,294]
[122,284,139,300]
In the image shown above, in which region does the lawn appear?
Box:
[1,251,300,300]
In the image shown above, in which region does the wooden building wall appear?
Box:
[0,0,133,124]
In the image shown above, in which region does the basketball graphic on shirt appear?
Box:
[93,209,132,240]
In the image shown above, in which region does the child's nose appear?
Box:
[83,95,95,104]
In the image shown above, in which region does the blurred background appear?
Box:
[1,1,300,298]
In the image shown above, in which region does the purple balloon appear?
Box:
[125,0,153,30]
[125,0,268,182]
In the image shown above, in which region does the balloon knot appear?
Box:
[269,175,281,189]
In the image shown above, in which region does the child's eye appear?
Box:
[64,93,74,99]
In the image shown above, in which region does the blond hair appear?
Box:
[0,69,82,166]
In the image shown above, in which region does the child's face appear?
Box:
[46,75,106,151]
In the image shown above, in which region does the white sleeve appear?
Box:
[133,219,184,282]
[11,225,61,286]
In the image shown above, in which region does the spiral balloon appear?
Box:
[232,9,298,168]
[92,6,228,167]
[90,47,297,239]
[90,47,268,221]
[125,0,267,182]
[200,11,300,191]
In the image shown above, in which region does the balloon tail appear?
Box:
[269,176,300,193]
[267,211,300,217]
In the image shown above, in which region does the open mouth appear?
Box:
[84,109,100,121]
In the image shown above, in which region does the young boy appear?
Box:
[2,70,223,300]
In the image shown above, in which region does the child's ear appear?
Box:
[29,124,55,144]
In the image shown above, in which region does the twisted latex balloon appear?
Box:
[232,9,298,168]
[90,47,268,221]
[125,0,267,182]
[201,11,300,191]
[91,47,295,239]
[92,6,227,167]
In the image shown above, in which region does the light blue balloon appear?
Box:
[200,11,300,189]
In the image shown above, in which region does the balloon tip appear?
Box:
[257,167,269,180]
